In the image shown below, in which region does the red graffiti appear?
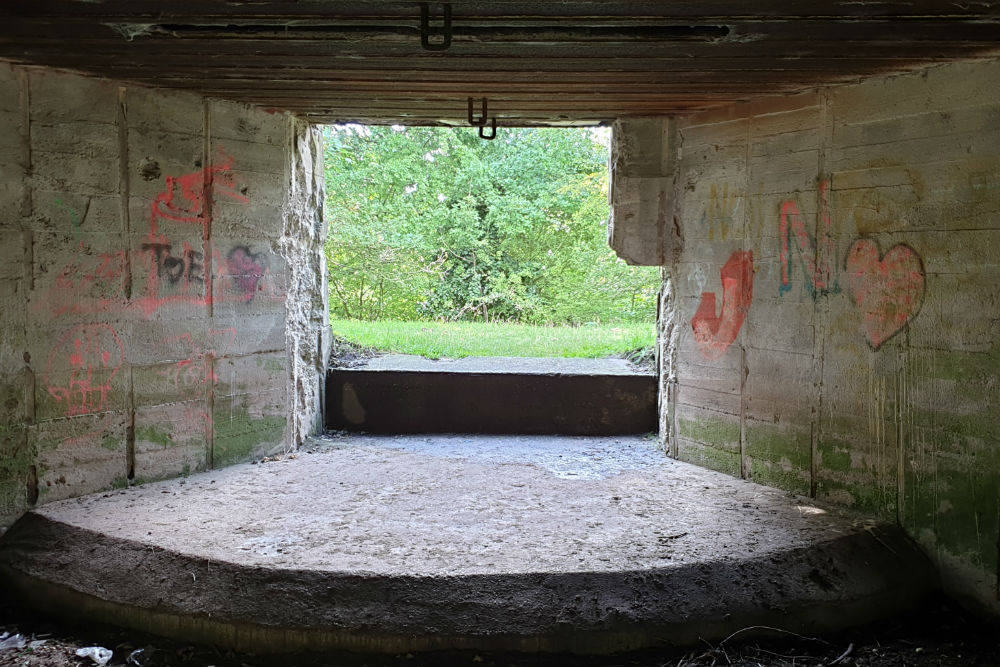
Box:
[845,240,925,350]
[149,149,249,238]
[779,179,836,296]
[44,324,125,416]
[47,251,128,317]
[691,251,754,361]
[39,152,283,321]
[225,246,267,302]
[163,328,237,390]
[143,148,249,312]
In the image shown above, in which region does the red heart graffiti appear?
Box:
[845,240,925,350]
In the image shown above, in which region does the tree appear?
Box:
[323,125,659,324]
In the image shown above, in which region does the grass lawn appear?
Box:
[331,318,656,359]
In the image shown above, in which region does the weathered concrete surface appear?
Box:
[608,117,681,266]
[317,432,668,480]
[326,356,657,435]
[0,63,324,527]
[0,434,935,654]
[656,57,1000,615]
[279,119,330,448]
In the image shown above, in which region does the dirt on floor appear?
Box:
[329,335,381,368]
[1,596,997,667]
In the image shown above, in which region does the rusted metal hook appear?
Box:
[467,97,488,127]
[420,3,452,51]
[478,117,497,140]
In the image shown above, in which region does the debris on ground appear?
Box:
[124,648,145,666]
[619,345,656,372]
[1,596,998,667]
[329,335,380,368]
[0,634,26,652]
[74,647,112,666]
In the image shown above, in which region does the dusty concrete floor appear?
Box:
[19,434,873,574]
[0,434,935,654]
[311,433,668,480]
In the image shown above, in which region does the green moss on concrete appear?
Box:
[0,427,33,523]
[817,444,853,474]
[745,423,811,469]
[677,439,741,477]
[903,437,1000,575]
[815,473,897,520]
[131,365,203,408]
[747,462,811,497]
[256,357,286,373]
[132,461,196,487]
[815,415,898,518]
[677,416,740,448]
[136,425,175,449]
[0,379,25,425]
[213,406,286,467]
[741,424,812,495]
[100,435,121,451]
[912,341,1000,385]
[911,407,999,444]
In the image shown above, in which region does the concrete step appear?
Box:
[0,434,936,656]
[325,354,657,435]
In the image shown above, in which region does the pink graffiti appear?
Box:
[779,179,836,296]
[143,148,250,314]
[225,246,267,302]
[38,153,283,321]
[44,324,125,416]
[691,251,754,361]
[845,240,925,349]
[163,328,237,390]
[46,251,128,318]
[149,149,249,238]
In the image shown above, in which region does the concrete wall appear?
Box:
[0,63,327,526]
[661,57,1000,614]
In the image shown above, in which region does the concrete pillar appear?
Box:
[608,117,681,266]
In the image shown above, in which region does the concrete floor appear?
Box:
[0,433,935,655]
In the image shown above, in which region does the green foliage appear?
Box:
[323,125,659,324]
[331,318,655,360]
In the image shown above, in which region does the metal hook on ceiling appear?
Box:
[467,97,488,127]
[419,2,452,51]
[478,117,497,140]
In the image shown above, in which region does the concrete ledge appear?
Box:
[326,356,657,435]
[0,516,932,654]
[0,440,937,655]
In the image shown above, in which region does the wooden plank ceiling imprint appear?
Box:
[2,1,1000,125]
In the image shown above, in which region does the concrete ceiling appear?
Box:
[3,1,1000,126]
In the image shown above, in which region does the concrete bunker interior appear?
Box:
[0,1,999,656]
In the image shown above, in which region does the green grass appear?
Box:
[331,318,656,359]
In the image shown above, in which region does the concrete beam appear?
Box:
[608,117,681,266]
